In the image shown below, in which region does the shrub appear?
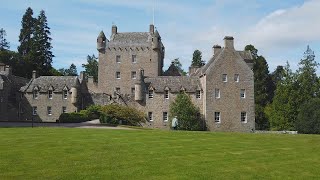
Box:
[99,104,146,126]
[169,92,205,131]
[59,111,90,123]
[86,105,102,119]
[296,98,320,134]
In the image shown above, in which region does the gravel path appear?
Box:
[0,119,135,130]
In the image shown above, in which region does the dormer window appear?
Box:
[149,90,154,99]
[63,90,68,99]
[33,89,39,99]
[164,90,169,99]
[48,90,53,99]
[196,90,201,99]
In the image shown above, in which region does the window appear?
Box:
[222,74,227,82]
[48,90,53,99]
[163,112,168,122]
[215,88,220,98]
[116,55,121,63]
[131,71,137,79]
[33,90,39,99]
[131,87,135,95]
[164,90,169,99]
[148,112,153,121]
[47,106,52,116]
[241,112,247,123]
[196,90,201,99]
[234,74,239,82]
[116,87,120,93]
[215,112,221,123]
[62,107,67,113]
[63,90,68,99]
[132,55,137,63]
[116,72,121,79]
[149,90,154,99]
[32,106,37,115]
[240,89,246,98]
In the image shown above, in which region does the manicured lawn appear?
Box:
[0,128,319,179]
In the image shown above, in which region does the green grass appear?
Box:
[0,128,319,179]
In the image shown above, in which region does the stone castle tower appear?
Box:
[97,24,165,95]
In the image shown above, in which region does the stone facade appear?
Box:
[2,24,255,132]
[0,63,29,121]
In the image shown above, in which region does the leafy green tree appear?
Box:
[82,54,98,82]
[0,28,10,51]
[296,98,320,134]
[59,63,78,76]
[245,45,273,130]
[33,10,54,75]
[191,49,205,67]
[169,92,204,131]
[265,62,298,130]
[269,65,285,101]
[172,58,187,76]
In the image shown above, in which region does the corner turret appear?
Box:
[152,29,160,50]
[135,69,145,101]
[97,31,107,52]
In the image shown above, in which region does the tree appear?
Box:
[269,65,285,101]
[33,10,54,75]
[172,58,187,76]
[191,49,205,67]
[169,92,204,131]
[0,28,10,51]
[265,62,298,130]
[59,63,78,76]
[296,98,320,134]
[245,45,273,130]
[82,54,98,82]
[18,7,35,57]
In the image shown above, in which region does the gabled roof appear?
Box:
[145,76,201,93]
[20,76,79,93]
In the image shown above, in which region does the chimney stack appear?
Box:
[32,70,37,79]
[112,25,117,34]
[213,45,222,55]
[224,36,234,49]
[149,24,155,34]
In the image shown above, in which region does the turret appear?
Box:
[135,69,145,101]
[152,30,160,50]
[97,31,107,52]
[70,87,78,104]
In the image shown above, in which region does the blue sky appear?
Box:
[1,0,319,73]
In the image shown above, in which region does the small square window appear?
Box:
[63,90,68,99]
[32,106,37,115]
[149,90,154,99]
[131,71,137,79]
[215,89,220,98]
[164,90,169,99]
[196,90,201,99]
[163,112,168,122]
[222,74,227,82]
[47,106,52,116]
[116,72,121,79]
[62,107,67,113]
[148,112,153,121]
[116,55,121,63]
[132,55,137,63]
[240,89,246,98]
[131,87,135,95]
[215,112,221,123]
[48,90,53,99]
[241,112,247,123]
[116,87,120,93]
[234,74,239,82]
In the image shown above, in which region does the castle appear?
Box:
[0,24,255,132]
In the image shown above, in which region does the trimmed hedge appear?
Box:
[58,110,90,123]
[99,104,146,126]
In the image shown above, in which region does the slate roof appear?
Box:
[0,72,29,91]
[20,76,79,93]
[145,76,201,93]
[109,32,151,46]
[163,63,182,76]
